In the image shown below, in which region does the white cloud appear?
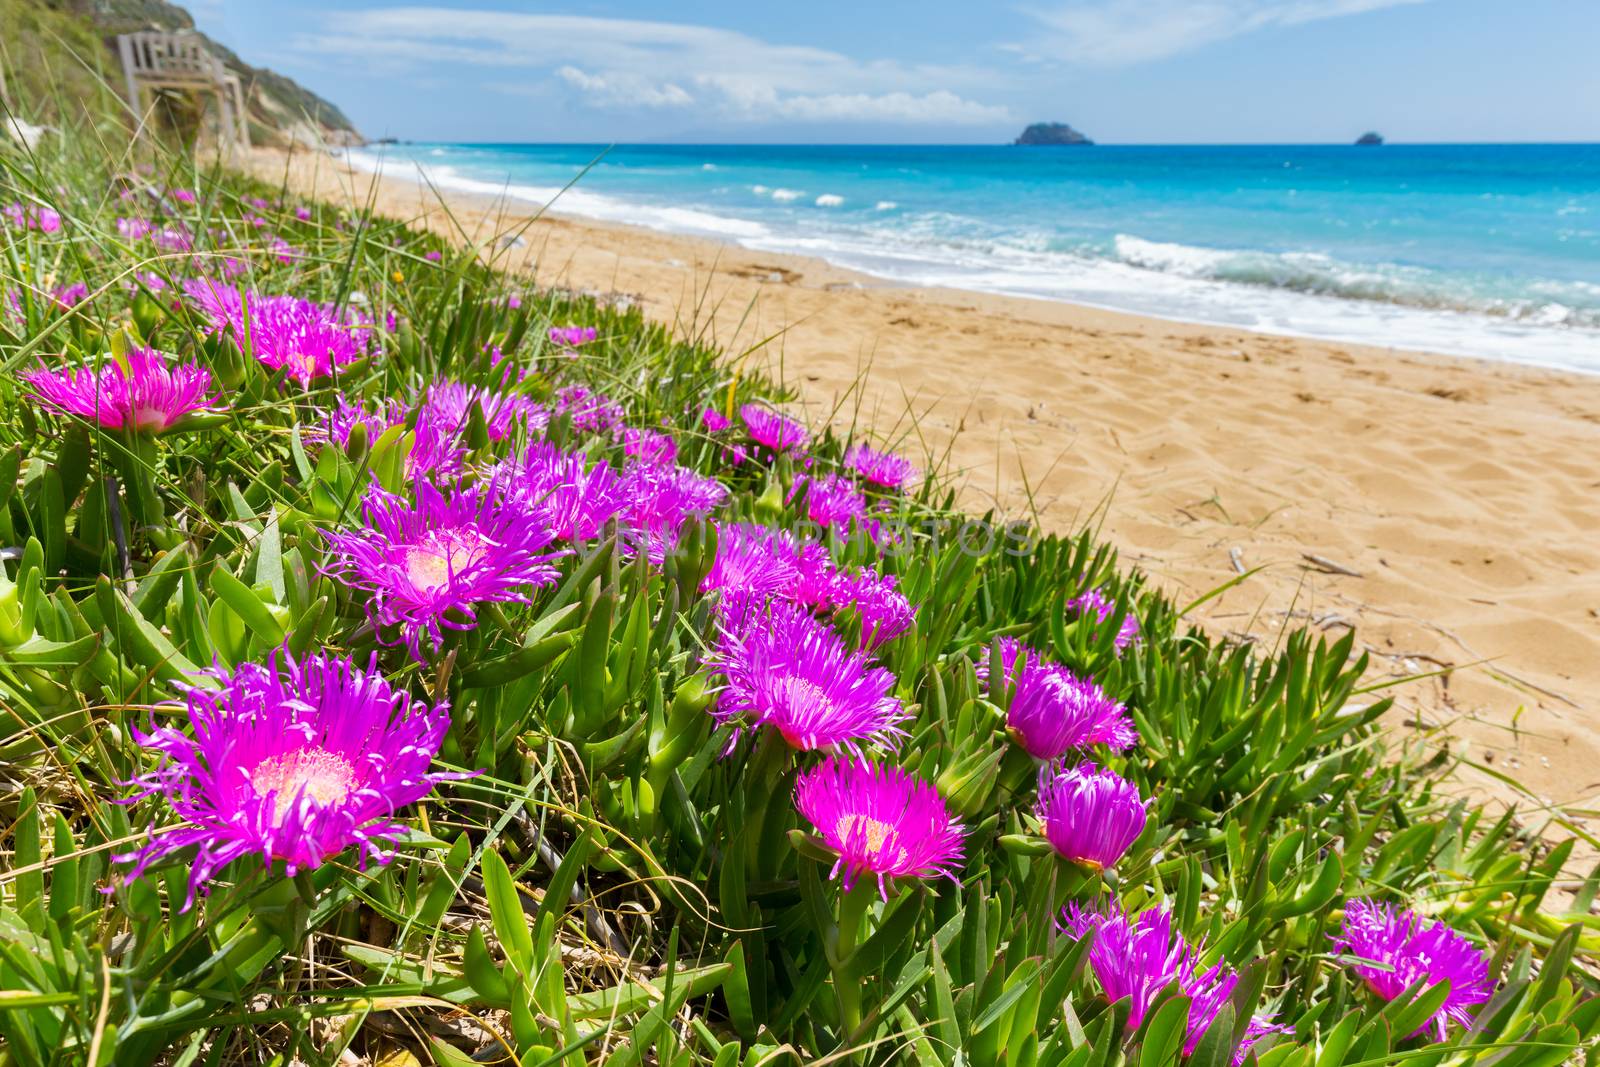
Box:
[1017,0,1433,66]
[293,8,1011,126]
[556,67,693,109]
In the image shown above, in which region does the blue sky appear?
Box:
[189,0,1600,144]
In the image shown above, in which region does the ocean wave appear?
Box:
[875,201,898,211]
[815,194,844,207]
[1110,234,1600,328]
[770,188,804,201]
[342,149,770,240]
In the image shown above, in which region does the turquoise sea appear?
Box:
[347,143,1600,371]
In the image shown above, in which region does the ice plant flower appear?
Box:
[1332,898,1494,1041]
[623,427,678,466]
[794,757,965,897]
[312,397,464,477]
[701,522,802,614]
[503,442,629,541]
[1061,903,1189,1029]
[549,325,597,347]
[739,404,809,454]
[799,473,868,531]
[714,602,907,755]
[1062,903,1285,1062]
[701,406,731,433]
[114,648,457,909]
[831,567,916,649]
[845,442,918,491]
[790,541,840,608]
[423,381,544,441]
[1035,762,1148,871]
[981,638,1138,758]
[1182,962,1291,1062]
[21,347,221,434]
[186,282,372,385]
[553,385,625,434]
[620,462,727,561]
[1069,587,1140,651]
[323,480,564,658]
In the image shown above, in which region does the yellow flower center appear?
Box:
[403,530,487,592]
[250,747,357,819]
[837,814,900,854]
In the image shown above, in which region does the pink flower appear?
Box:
[21,348,221,434]
[794,758,965,898]
[322,480,564,659]
[114,648,459,909]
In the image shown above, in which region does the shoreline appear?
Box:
[245,143,1600,831]
[338,143,1600,375]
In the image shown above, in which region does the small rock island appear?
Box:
[1014,122,1093,146]
[1355,131,1384,146]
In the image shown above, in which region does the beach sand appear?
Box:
[242,145,1600,837]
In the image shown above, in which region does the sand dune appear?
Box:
[245,146,1600,834]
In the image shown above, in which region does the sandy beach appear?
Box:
[243,144,1600,832]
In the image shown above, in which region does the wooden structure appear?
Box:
[116,31,249,151]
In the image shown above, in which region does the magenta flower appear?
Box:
[623,427,678,466]
[114,648,458,909]
[423,381,544,442]
[1332,898,1494,1041]
[1035,762,1148,871]
[620,462,727,561]
[52,282,89,308]
[1069,587,1140,651]
[1061,903,1189,1030]
[553,385,625,434]
[701,522,802,610]
[313,397,464,477]
[1182,963,1291,1062]
[503,442,629,541]
[168,187,196,204]
[739,404,809,454]
[714,602,907,755]
[790,541,840,608]
[794,758,965,898]
[845,442,918,491]
[1063,903,1285,1063]
[799,473,868,530]
[186,282,372,385]
[323,480,564,658]
[549,325,597,347]
[21,348,221,434]
[981,638,1137,758]
[4,202,61,232]
[425,250,443,262]
[701,406,732,433]
[831,567,916,649]
[295,206,313,221]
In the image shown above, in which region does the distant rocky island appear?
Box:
[1355,131,1384,146]
[1014,122,1093,146]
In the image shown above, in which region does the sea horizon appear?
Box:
[346,140,1600,372]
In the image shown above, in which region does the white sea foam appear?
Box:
[342,149,770,240]
[702,163,717,170]
[770,188,804,201]
[875,201,898,211]
[815,194,844,207]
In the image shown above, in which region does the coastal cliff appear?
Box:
[1014,122,1093,146]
